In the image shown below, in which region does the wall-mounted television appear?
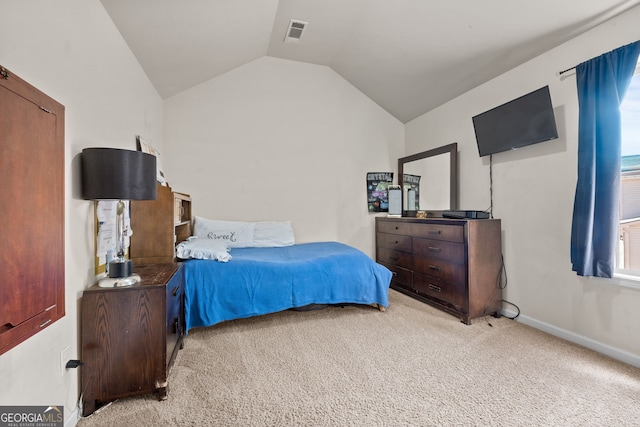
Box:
[472,86,558,157]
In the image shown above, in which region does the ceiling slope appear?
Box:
[101,0,640,123]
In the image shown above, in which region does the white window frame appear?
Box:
[613,59,640,284]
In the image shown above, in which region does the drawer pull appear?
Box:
[428,265,441,272]
[392,271,398,277]
[172,286,180,296]
[428,230,441,235]
[428,284,441,292]
[389,256,399,262]
[395,226,399,230]
[428,246,441,252]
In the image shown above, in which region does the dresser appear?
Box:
[376,217,502,324]
[81,263,185,416]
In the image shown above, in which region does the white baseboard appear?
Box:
[65,408,79,427]
[502,309,640,368]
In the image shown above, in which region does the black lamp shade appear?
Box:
[82,148,157,200]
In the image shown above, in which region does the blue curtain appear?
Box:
[570,41,640,277]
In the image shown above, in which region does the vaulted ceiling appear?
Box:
[100,0,640,123]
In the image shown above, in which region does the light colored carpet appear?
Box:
[77,289,640,426]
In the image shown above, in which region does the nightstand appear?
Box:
[81,263,184,416]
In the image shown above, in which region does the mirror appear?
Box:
[398,143,458,215]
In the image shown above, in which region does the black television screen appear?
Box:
[472,86,558,157]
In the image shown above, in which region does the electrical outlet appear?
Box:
[60,345,71,377]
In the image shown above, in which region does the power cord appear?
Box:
[489,154,494,219]
[65,360,83,369]
[498,254,506,289]
[76,362,120,420]
[497,254,520,320]
[501,299,520,320]
[483,253,520,325]
[481,157,523,325]
[482,254,505,327]
[486,159,521,322]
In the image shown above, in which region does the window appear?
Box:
[617,59,640,274]
[570,42,640,278]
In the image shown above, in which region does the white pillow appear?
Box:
[193,217,295,248]
[176,237,231,262]
[253,221,295,247]
[193,217,255,248]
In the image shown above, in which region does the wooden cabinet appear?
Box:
[173,192,192,246]
[376,217,502,324]
[81,263,185,416]
[130,184,192,264]
[0,66,65,355]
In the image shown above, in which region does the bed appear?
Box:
[180,240,392,332]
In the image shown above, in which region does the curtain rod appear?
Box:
[559,56,640,77]
[557,40,640,77]
[557,66,576,76]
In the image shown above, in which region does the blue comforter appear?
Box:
[183,241,392,331]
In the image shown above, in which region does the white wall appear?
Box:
[2,3,638,425]
[163,56,405,255]
[0,1,164,424]
[406,5,640,365]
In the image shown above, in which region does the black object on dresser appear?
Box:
[81,263,185,416]
[376,217,502,324]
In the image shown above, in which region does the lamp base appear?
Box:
[98,273,141,288]
[108,259,133,278]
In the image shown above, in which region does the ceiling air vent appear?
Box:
[284,19,308,44]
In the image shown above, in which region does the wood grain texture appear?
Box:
[130,184,175,264]
[130,185,192,264]
[81,263,184,416]
[376,217,502,324]
[0,66,65,355]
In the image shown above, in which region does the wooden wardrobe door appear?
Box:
[0,67,65,354]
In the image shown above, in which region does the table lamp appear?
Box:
[82,147,157,279]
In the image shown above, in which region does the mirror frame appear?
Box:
[398,142,458,214]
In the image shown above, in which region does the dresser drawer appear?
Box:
[381,263,412,289]
[377,247,412,270]
[413,273,466,308]
[413,237,465,264]
[410,223,464,243]
[377,220,412,235]
[377,232,412,252]
[412,258,465,285]
[166,274,182,332]
[166,269,184,363]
